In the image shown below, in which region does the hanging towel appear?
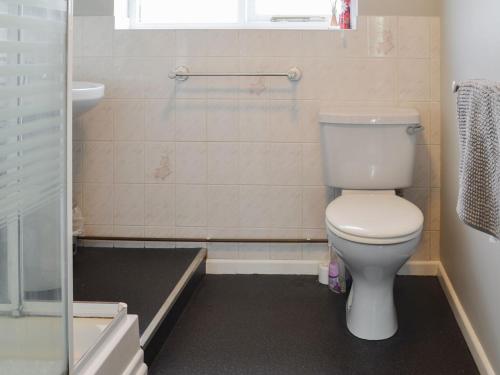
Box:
[456,79,500,238]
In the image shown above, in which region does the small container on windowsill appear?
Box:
[338,0,352,30]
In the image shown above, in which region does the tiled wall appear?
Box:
[73,16,441,262]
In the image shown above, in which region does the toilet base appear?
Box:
[345,278,398,340]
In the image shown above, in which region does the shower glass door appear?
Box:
[0,0,70,374]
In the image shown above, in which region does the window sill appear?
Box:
[115,17,356,31]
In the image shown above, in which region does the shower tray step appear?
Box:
[73,245,206,366]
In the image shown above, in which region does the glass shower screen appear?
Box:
[0,0,70,374]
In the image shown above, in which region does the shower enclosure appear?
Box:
[0,0,71,373]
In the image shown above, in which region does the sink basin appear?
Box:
[72,81,105,117]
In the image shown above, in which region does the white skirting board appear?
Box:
[206,259,440,276]
[437,263,496,375]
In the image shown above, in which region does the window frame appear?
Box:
[122,0,337,30]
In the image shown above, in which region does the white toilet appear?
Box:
[319,108,424,341]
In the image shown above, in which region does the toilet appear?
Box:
[319,108,424,341]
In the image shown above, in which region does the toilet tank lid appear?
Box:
[319,107,420,125]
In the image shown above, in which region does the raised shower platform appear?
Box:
[73,245,206,365]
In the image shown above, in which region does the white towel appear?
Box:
[456,80,500,238]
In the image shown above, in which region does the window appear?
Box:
[121,0,352,29]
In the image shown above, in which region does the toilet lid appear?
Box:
[326,193,424,243]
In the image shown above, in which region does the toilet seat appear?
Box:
[326,191,424,245]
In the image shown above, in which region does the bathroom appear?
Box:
[1,0,500,373]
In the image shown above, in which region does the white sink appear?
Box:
[72,81,105,117]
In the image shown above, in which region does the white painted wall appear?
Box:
[441,0,500,372]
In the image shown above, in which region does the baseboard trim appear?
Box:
[206,259,320,275]
[206,259,440,276]
[437,263,495,375]
[398,260,440,276]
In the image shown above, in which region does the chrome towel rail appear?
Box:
[168,65,302,81]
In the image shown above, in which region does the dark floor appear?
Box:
[73,246,199,333]
[149,275,479,375]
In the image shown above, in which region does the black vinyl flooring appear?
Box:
[150,275,479,375]
[73,246,200,334]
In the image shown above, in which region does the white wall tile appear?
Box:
[145,142,175,184]
[207,242,238,259]
[238,242,270,260]
[73,57,114,98]
[238,100,269,142]
[205,30,239,57]
[239,143,268,185]
[429,18,441,59]
[145,101,176,141]
[114,142,145,183]
[239,186,271,228]
[302,143,324,186]
[206,57,240,99]
[175,142,207,184]
[75,100,114,141]
[269,243,302,260]
[239,30,270,57]
[109,58,144,98]
[368,16,398,58]
[82,142,114,183]
[175,184,207,227]
[114,226,145,238]
[113,101,145,141]
[412,230,430,260]
[145,184,175,226]
[302,243,329,261]
[413,145,430,188]
[430,102,441,145]
[207,143,239,185]
[430,145,441,188]
[267,143,301,186]
[268,100,302,142]
[73,142,84,183]
[430,59,441,101]
[430,231,440,260]
[238,58,271,99]
[83,184,114,224]
[332,59,396,102]
[268,30,303,57]
[113,30,175,57]
[74,15,441,260]
[207,185,239,228]
[176,30,209,57]
[398,17,430,58]
[207,99,239,141]
[332,16,369,57]
[302,187,327,229]
[301,31,334,57]
[398,59,431,101]
[269,187,302,228]
[142,58,176,99]
[114,184,145,226]
[174,57,208,99]
[175,99,207,141]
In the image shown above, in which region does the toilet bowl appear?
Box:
[325,190,423,340]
